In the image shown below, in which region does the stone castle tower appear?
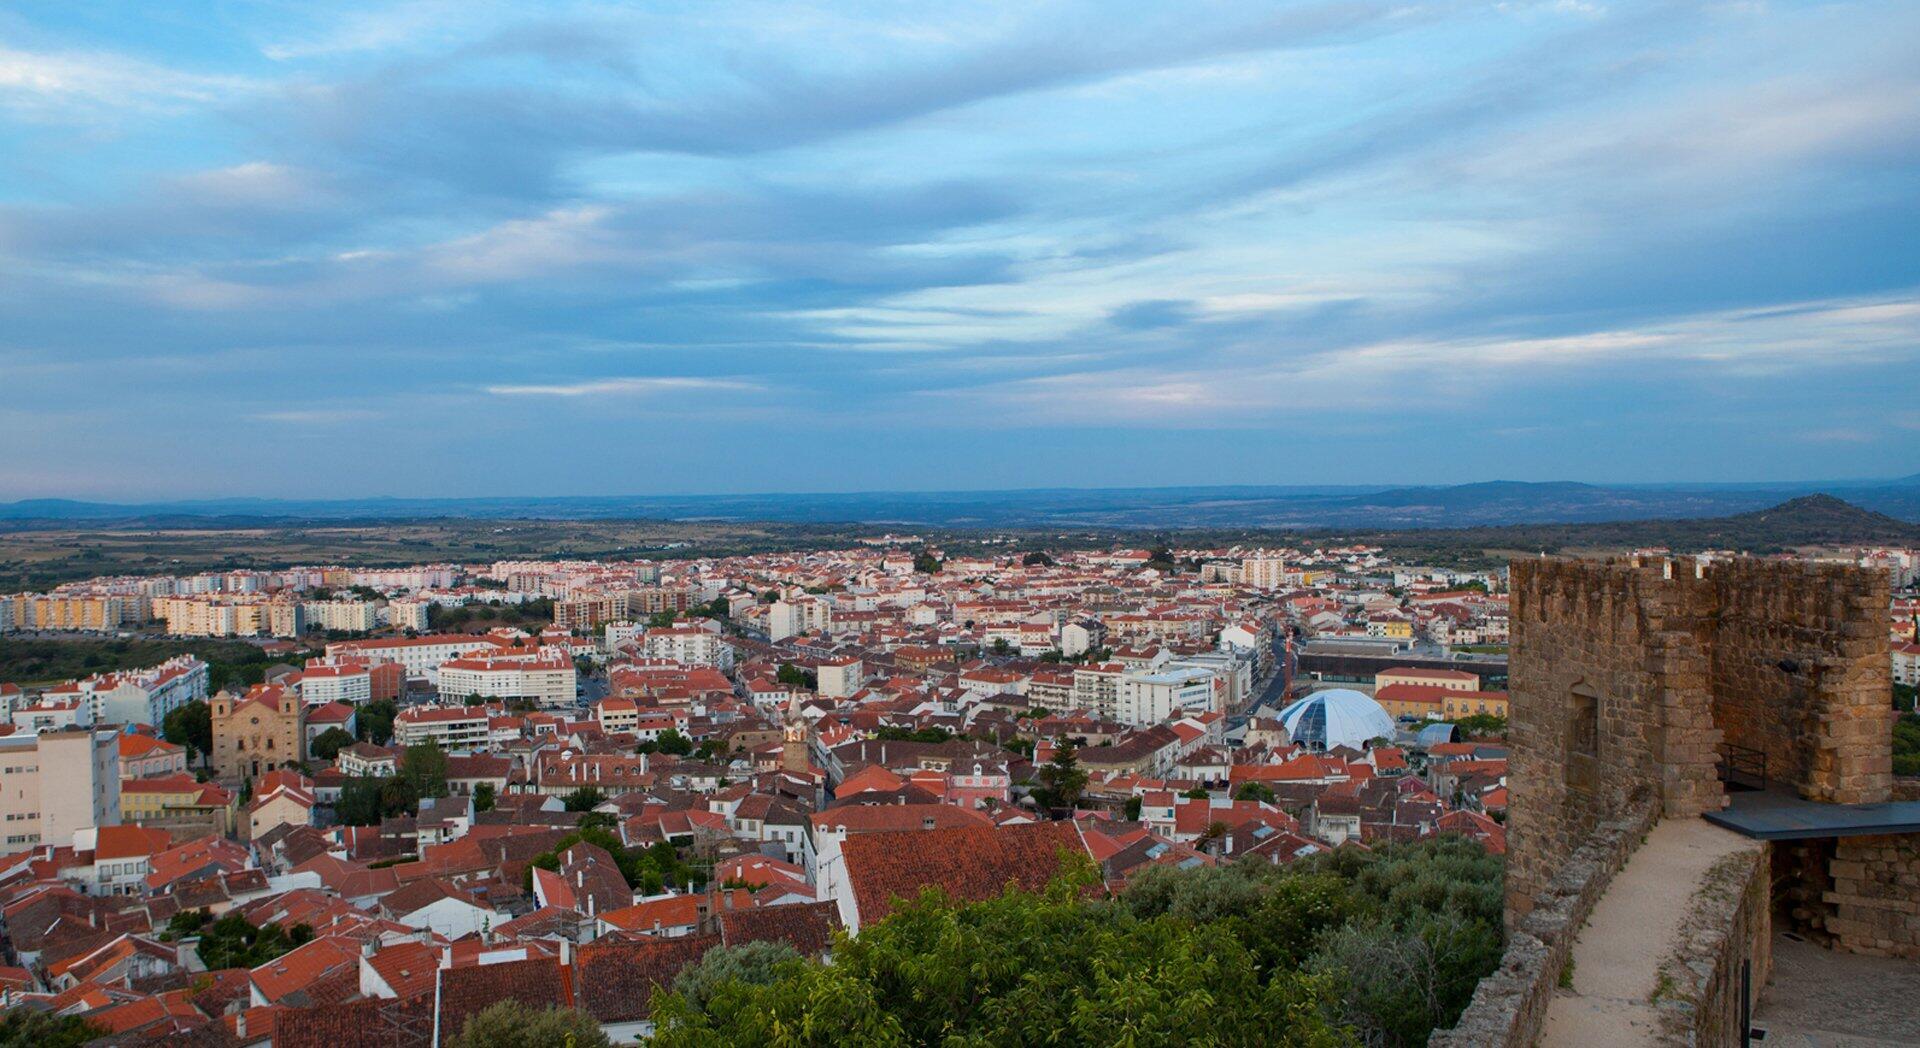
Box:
[1504,555,1892,918]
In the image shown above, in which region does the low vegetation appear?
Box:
[0,636,286,689]
[451,1001,609,1048]
[165,910,312,970]
[652,837,1502,1048]
[1893,709,1920,778]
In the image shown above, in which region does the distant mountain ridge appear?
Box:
[3,474,1918,531]
[1345,494,1920,554]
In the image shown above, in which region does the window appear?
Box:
[1570,685,1599,757]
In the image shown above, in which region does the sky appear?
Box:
[2,1,1918,500]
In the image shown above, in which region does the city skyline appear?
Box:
[4,1,1919,499]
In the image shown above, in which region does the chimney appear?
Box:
[235,1011,247,1040]
[559,938,571,966]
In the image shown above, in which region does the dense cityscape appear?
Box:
[6,0,1920,1044]
[0,539,1915,1044]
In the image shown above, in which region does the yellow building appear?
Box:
[211,684,306,783]
[1376,666,1479,693]
[120,773,235,835]
[1374,683,1447,719]
[1441,690,1509,720]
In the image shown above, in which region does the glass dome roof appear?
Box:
[1276,689,1397,751]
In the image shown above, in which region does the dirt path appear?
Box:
[1540,818,1756,1047]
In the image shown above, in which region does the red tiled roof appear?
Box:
[94,824,172,861]
[573,934,717,1024]
[715,901,839,958]
[840,821,1091,926]
[438,956,571,1038]
[598,894,698,933]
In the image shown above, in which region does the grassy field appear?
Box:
[0,518,888,591]
[1,494,1908,590]
[0,636,309,689]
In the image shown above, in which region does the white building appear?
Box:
[0,727,120,856]
[1116,667,1217,727]
[768,598,833,641]
[816,658,864,699]
[43,655,209,727]
[297,664,373,706]
[10,696,93,734]
[304,600,380,633]
[325,634,510,684]
[392,705,493,752]
[387,600,431,632]
[641,627,735,670]
[1240,556,1290,590]
[1895,642,1920,687]
[437,654,576,709]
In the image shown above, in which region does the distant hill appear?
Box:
[3,474,1919,530]
[1334,495,1920,560]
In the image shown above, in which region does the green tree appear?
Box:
[162,700,214,766]
[1123,795,1143,821]
[652,862,1344,1048]
[1893,712,1920,776]
[563,786,607,812]
[1235,781,1277,804]
[874,726,952,744]
[400,740,450,800]
[0,1009,101,1048]
[191,912,310,970]
[524,826,698,896]
[1181,786,1212,800]
[1021,550,1055,567]
[989,638,1014,656]
[669,940,802,1012]
[473,782,496,813]
[912,551,942,575]
[1450,713,1508,739]
[335,775,418,825]
[648,610,679,629]
[1031,739,1088,814]
[654,729,695,756]
[450,1002,610,1048]
[1891,681,1916,713]
[356,698,398,745]
[775,663,815,689]
[309,726,355,763]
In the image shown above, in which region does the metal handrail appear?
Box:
[1718,743,1768,792]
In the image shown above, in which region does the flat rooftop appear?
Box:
[1703,786,1920,841]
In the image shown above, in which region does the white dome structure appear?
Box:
[1276,689,1396,751]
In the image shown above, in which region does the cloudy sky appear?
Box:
[2,1,1917,499]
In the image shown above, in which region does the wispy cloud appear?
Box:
[2,1,1918,495]
[248,408,384,424]
[0,45,255,118]
[484,377,759,397]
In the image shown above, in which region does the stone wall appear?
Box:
[1654,844,1771,1046]
[1705,559,1892,805]
[1827,834,1920,959]
[1773,838,1837,943]
[1504,555,1893,918]
[1428,802,1659,1048]
[1504,558,1719,916]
